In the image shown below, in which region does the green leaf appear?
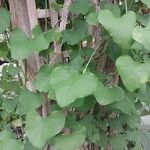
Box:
[24,142,38,150]
[110,96,137,115]
[116,55,150,92]
[69,98,85,108]
[0,130,24,150]
[2,98,17,113]
[98,10,136,50]
[137,14,150,26]
[0,42,9,57]
[16,88,43,115]
[0,8,10,33]
[7,64,22,76]
[33,64,53,92]
[86,12,98,25]
[103,4,120,17]
[9,28,49,60]
[141,0,150,8]
[70,0,92,15]
[109,135,127,150]
[133,25,150,50]
[78,96,96,112]
[25,110,65,149]
[94,83,125,105]
[50,66,98,107]
[80,115,100,143]
[65,112,76,128]
[52,124,86,150]
[121,114,140,128]
[62,20,88,45]
[9,26,59,60]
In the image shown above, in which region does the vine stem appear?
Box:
[125,0,128,13]
[82,36,109,74]
[82,44,100,74]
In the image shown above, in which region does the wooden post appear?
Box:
[8,0,40,87]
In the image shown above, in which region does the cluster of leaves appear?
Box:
[0,0,150,150]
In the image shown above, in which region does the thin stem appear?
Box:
[125,0,128,13]
[82,47,98,74]
[82,36,109,74]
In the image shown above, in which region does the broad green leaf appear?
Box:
[24,142,38,150]
[108,117,123,131]
[69,98,85,108]
[25,110,65,149]
[121,114,140,128]
[62,20,88,45]
[0,42,9,57]
[109,135,127,150]
[133,25,150,50]
[7,64,22,76]
[50,66,98,107]
[80,115,100,143]
[70,0,92,15]
[9,28,49,60]
[52,124,86,150]
[16,88,43,115]
[98,10,136,50]
[9,26,59,60]
[110,97,137,115]
[0,8,10,33]
[65,112,76,128]
[116,55,150,92]
[103,4,120,17]
[141,0,150,8]
[138,84,150,104]
[94,83,125,105]
[0,130,24,150]
[44,29,61,42]
[33,64,53,92]
[78,96,96,112]
[2,98,17,113]
[86,12,98,25]
[137,14,150,26]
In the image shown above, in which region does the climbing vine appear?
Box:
[0,0,150,150]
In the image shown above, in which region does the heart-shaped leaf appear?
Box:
[0,8,10,33]
[49,66,98,107]
[52,124,86,150]
[70,0,92,15]
[25,110,65,149]
[110,96,137,115]
[33,65,53,92]
[94,83,125,105]
[62,20,88,45]
[9,29,49,60]
[16,87,43,115]
[9,26,59,60]
[103,4,120,17]
[98,10,136,50]
[116,55,150,92]
[0,130,24,150]
[141,0,150,8]
[133,25,150,50]
[86,12,99,25]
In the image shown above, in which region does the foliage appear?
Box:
[0,0,150,149]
